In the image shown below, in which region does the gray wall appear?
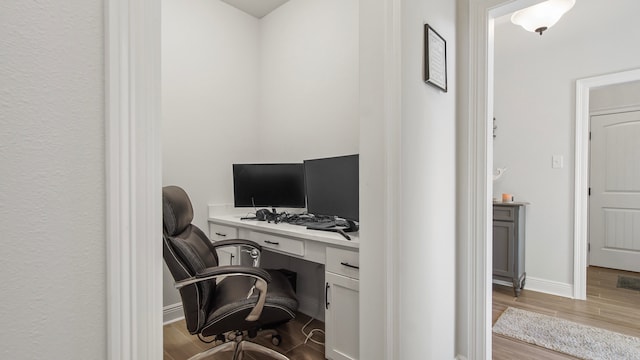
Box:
[0,1,106,358]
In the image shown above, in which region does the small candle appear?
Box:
[502,193,513,203]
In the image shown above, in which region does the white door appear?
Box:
[589,111,640,272]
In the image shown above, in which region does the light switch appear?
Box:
[552,155,563,169]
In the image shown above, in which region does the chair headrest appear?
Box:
[162,186,194,236]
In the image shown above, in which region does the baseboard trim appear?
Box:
[524,276,573,298]
[163,302,184,325]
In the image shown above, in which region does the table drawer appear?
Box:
[249,231,305,257]
[210,223,238,241]
[326,247,359,280]
[493,206,515,221]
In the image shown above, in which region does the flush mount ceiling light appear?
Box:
[511,0,576,35]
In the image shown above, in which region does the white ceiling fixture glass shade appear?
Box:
[511,0,576,35]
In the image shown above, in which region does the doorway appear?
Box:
[588,109,640,273]
[574,69,640,299]
[106,0,399,358]
[469,0,640,357]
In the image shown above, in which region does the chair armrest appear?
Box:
[174,265,271,322]
[196,265,271,282]
[210,239,262,251]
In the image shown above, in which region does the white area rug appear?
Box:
[493,307,640,360]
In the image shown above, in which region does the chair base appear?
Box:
[189,331,289,360]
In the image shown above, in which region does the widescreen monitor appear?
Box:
[304,154,359,221]
[232,163,306,208]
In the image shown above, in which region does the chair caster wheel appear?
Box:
[271,334,282,346]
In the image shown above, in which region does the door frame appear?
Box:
[573,68,640,300]
[106,0,163,358]
[470,1,640,355]
[466,0,546,357]
[105,0,402,359]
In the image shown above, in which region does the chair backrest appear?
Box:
[162,185,220,334]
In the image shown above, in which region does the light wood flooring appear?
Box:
[493,266,640,359]
[164,312,326,360]
[165,267,639,359]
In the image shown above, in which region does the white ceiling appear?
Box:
[220,0,290,19]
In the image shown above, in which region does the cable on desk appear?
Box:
[281,212,337,227]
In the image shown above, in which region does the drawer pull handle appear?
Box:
[340,262,359,270]
[325,282,330,309]
[264,240,280,245]
[215,232,227,237]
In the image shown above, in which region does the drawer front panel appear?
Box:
[326,247,360,280]
[210,223,239,241]
[493,206,515,221]
[249,231,305,257]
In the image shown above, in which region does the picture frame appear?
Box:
[424,24,447,92]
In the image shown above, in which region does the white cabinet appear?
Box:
[215,247,237,266]
[325,248,359,360]
[208,223,239,266]
[207,217,360,360]
[246,230,306,257]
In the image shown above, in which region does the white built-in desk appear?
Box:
[208,215,359,360]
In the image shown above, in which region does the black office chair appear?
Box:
[162,185,298,360]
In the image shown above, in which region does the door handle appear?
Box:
[264,240,280,245]
[215,232,227,237]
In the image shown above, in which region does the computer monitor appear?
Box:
[304,154,359,221]
[232,163,306,209]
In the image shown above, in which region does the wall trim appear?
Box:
[494,278,573,298]
[590,104,640,116]
[525,277,573,298]
[573,67,640,300]
[163,303,185,325]
[106,0,162,359]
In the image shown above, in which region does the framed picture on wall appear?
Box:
[424,24,447,92]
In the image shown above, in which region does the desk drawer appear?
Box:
[249,231,305,257]
[326,247,359,280]
[493,206,515,221]
[210,223,238,241]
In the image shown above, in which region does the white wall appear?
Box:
[258,0,360,162]
[0,1,106,359]
[399,1,457,359]
[494,0,640,288]
[357,0,393,358]
[162,0,260,230]
[161,0,261,307]
[161,0,360,309]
